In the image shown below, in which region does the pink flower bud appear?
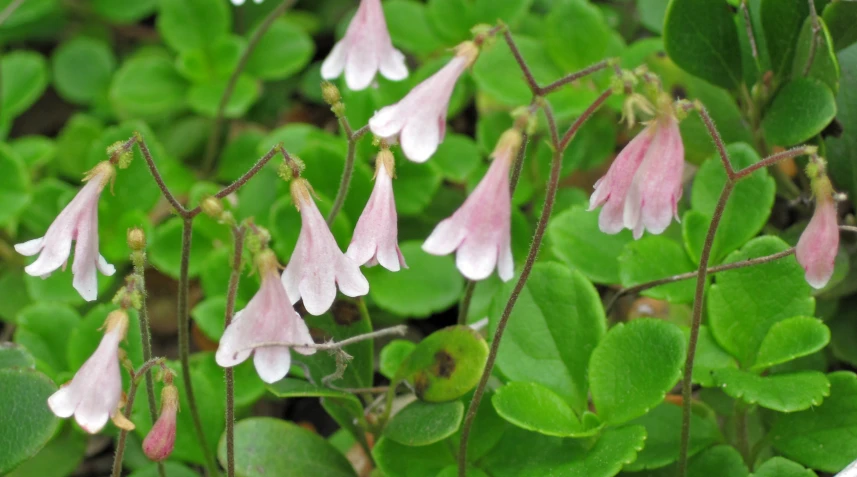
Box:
[218,250,318,383]
[589,115,684,239]
[143,384,178,462]
[47,310,128,433]
[321,0,408,91]
[346,150,407,271]
[281,179,369,316]
[422,130,520,281]
[15,162,116,301]
[796,192,839,289]
[369,42,479,163]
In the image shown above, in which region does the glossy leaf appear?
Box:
[1,50,49,121]
[244,18,314,80]
[0,343,35,369]
[687,326,738,387]
[791,16,840,92]
[619,235,696,303]
[384,400,464,446]
[589,319,686,425]
[51,36,115,105]
[761,0,809,78]
[109,55,189,118]
[543,0,624,75]
[492,382,592,437]
[0,368,59,474]
[752,316,830,371]
[826,43,857,207]
[664,0,744,89]
[380,339,416,380]
[157,0,231,53]
[752,457,817,477]
[762,78,836,146]
[823,0,857,51]
[624,403,721,471]
[373,437,453,477]
[0,145,31,226]
[712,368,830,412]
[188,75,260,118]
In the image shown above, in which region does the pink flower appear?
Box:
[47,310,129,434]
[589,115,684,239]
[282,179,369,315]
[217,251,317,383]
[369,42,479,163]
[796,189,839,289]
[321,0,408,91]
[346,150,406,271]
[423,130,521,282]
[143,382,178,462]
[15,162,116,301]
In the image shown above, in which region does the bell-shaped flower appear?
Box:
[282,179,370,315]
[589,107,684,239]
[231,0,262,5]
[47,310,130,434]
[321,0,408,91]
[143,382,178,462]
[369,42,479,163]
[796,173,839,289]
[423,130,521,282]
[217,250,316,383]
[346,149,407,271]
[15,162,116,301]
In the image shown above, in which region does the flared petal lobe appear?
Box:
[320,0,408,90]
[347,160,406,271]
[796,196,839,289]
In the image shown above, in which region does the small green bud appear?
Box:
[321,81,341,106]
[127,227,146,251]
[201,197,224,219]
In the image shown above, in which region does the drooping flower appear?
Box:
[796,166,839,289]
[321,0,408,91]
[15,162,116,301]
[369,42,479,163]
[589,103,684,239]
[230,0,263,5]
[143,381,178,462]
[217,249,317,383]
[346,149,406,271]
[47,310,131,434]
[423,129,521,282]
[282,179,369,315]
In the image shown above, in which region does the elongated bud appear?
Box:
[321,81,342,106]
[143,384,178,462]
[127,228,146,251]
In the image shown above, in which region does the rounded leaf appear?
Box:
[711,368,830,412]
[157,0,231,53]
[385,400,464,446]
[51,36,115,105]
[762,78,836,146]
[244,18,314,80]
[109,55,188,118]
[1,51,49,120]
[753,316,830,371]
[0,368,59,473]
[492,382,588,437]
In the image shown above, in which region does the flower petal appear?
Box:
[320,41,347,80]
[400,115,440,163]
[253,346,292,384]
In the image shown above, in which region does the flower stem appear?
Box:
[177,218,218,477]
[539,59,612,95]
[458,281,476,325]
[202,0,296,173]
[110,379,141,477]
[677,181,734,477]
[137,135,188,217]
[458,93,610,477]
[327,116,362,225]
[223,226,247,477]
[733,146,814,180]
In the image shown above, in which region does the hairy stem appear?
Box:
[694,104,735,178]
[137,135,188,216]
[223,226,246,477]
[327,116,360,225]
[503,29,539,94]
[802,0,821,77]
[458,93,610,477]
[458,281,477,325]
[678,181,734,477]
[188,145,282,217]
[202,0,296,172]
[539,59,612,95]
[733,146,814,180]
[232,325,406,354]
[110,379,140,477]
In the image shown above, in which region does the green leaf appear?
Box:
[92,0,157,23]
[221,418,356,477]
[245,18,314,80]
[827,43,857,207]
[823,0,857,51]
[0,0,57,29]
[664,0,744,89]
[752,316,830,371]
[191,296,226,341]
[157,0,231,53]
[708,236,815,366]
[54,113,103,179]
[492,263,606,414]
[761,0,809,78]
[380,339,416,380]
[711,368,830,412]
[771,371,857,472]
[752,457,817,477]
[791,16,840,92]
[149,218,215,279]
[175,36,245,83]
[0,343,35,369]
[762,78,836,146]
[479,425,646,477]
[364,241,464,318]
[624,403,721,471]
[428,133,482,183]
[436,466,490,477]
[543,0,624,74]
[6,425,85,477]
[110,55,189,118]
[127,462,199,477]
[638,0,668,34]
[0,145,31,226]
[619,235,696,303]
[297,302,374,389]
[425,0,533,45]
[492,382,592,437]
[395,156,443,216]
[589,319,686,425]
[51,36,116,105]
[0,368,59,474]
[1,51,49,121]
[14,303,80,378]
[687,326,738,387]
[383,0,446,55]
[385,400,464,446]
[267,378,363,403]
[12,135,55,169]
[373,437,453,477]
[687,445,749,477]
[397,325,488,402]
[188,75,260,118]
[548,205,634,284]
[684,143,776,264]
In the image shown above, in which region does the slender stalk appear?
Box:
[605,248,795,313]
[735,404,751,464]
[803,0,821,77]
[458,281,477,325]
[327,116,360,225]
[458,92,610,477]
[137,135,188,216]
[232,325,407,354]
[559,90,613,151]
[223,226,246,477]
[503,29,539,94]
[177,218,218,476]
[539,59,611,95]
[203,0,296,172]
[111,378,141,477]
[693,104,735,178]
[740,1,760,69]
[733,146,814,180]
[840,225,857,233]
[678,181,735,477]
[0,0,24,26]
